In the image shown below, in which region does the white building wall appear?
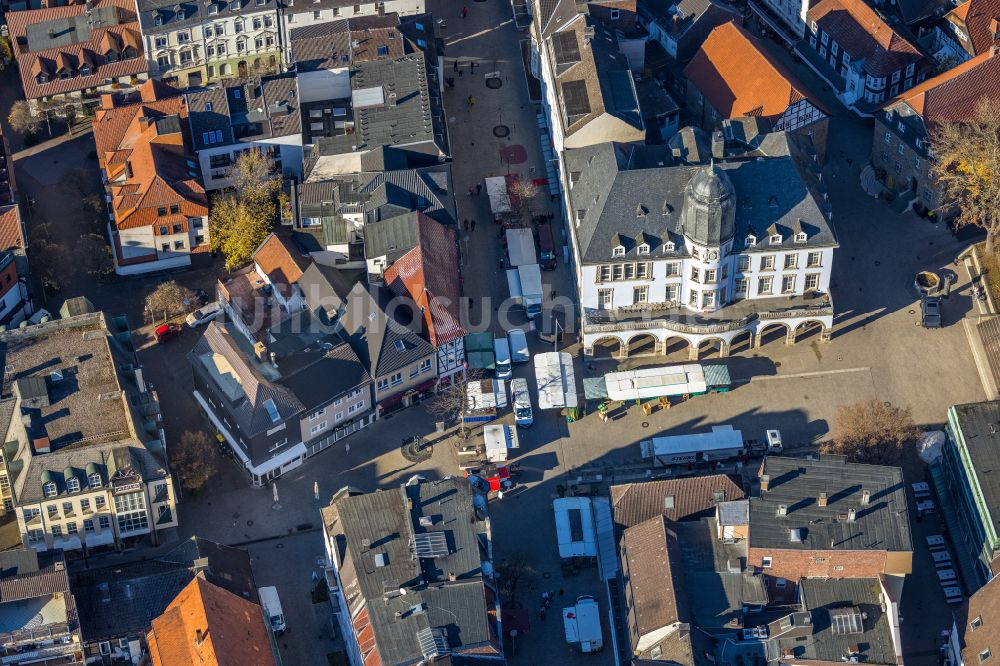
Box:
[282,0,425,53]
[199,135,303,190]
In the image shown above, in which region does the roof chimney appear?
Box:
[817,492,827,507]
[448,572,456,582]
[761,474,770,491]
[991,18,999,38]
[861,490,870,506]
[776,504,787,517]
[847,508,857,522]
[711,130,726,160]
[195,629,205,646]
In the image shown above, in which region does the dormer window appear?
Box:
[637,243,650,255]
[663,241,675,252]
[88,473,102,488]
[208,2,219,12]
[36,74,48,84]
[746,234,757,246]
[43,482,57,498]
[154,13,163,25]
[80,65,91,75]
[66,477,80,493]
[769,234,782,245]
[612,245,625,257]
[795,232,807,243]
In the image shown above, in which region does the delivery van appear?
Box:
[494,337,512,380]
[511,378,533,427]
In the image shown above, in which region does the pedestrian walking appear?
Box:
[467,187,474,197]
[461,6,468,17]
[468,95,476,106]
[471,219,477,231]
[476,183,482,195]
[463,219,469,231]
[453,60,459,71]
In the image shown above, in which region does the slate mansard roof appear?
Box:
[565,141,837,264]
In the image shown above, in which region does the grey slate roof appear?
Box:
[190,322,305,436]
[26,6,123,51]
[137,0,278,32]
[336,283,434,378]
[186,74,301,151]
[280,340,370,410]
[15,441,167,504]
[750,456,913,553]
[357,166,456,226]
[298,262,362,322]
[565,141,837,263]
[326,478,497,665]
[362,211,420,259]
[289,20,350,72]
[0,549,72,607]
[73,537,257,642]
[949,400,1000,532]
[320,52,447,157]
[793,579,897,664]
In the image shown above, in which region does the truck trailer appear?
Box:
[640,424,745,466]
[563,595,603,653]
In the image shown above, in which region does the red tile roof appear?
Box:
[685,22,827,120]
[610,474,746,532]
[146,576,276,666]
[94,84,207,233]
[808,0,926,76]
[946,0,1000,55]
[0,207,25,252]
[886,47,1000,126]
[5,0,136,41]
[15,24,147,101]
[253,234,310,296]
[383,214,465,348]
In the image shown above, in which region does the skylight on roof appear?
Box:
[394,339,406,351]
[263,399,281,423]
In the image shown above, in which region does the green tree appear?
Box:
[209,148,279,270]
[172,430,219,493]
[8,101,40,136]
[931,101,1000,254]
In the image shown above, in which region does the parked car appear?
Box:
[494,336,512,380]
[185,302,221,327]
[154,323,183,344]
[921,297,941,328]
[507,328,529,363]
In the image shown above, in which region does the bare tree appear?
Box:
[428,370,482,439]
[145,280,196,322]
[77,233,113,278]
[8,101,40,136]
[508,178,539,220]
[31,240,69,295]
[931,101,1000,254]
[496,550,537,607]
[172,430,219,493]
[821,400,921,465]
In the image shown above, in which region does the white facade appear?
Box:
[199,134,304,189]
[112,214,209,276]
[143,4,282,85]
[437,338,465,384]
[755,0,810,39]
[281,0,426,58]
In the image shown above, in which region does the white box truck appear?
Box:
[506,264,543,318]
[506,228,537,267]
[259,586,286,635]
[563,595,603,653]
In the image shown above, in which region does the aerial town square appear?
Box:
[0,0,999,663]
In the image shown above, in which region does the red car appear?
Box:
[154,323,183,344]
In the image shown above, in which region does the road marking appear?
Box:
[734,366,872,384]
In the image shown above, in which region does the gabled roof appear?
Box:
[185,74,301,150]
[336,282,435,378]
[253,233,310,295]
[685,22,826,120]
[610,474,746,533]
[622,515,689,640]
[958,574,1000,666]
[190,322,304,436]
[884,48,1000,127]
[808,0,926,77]
[945,0,1000,55]
[384,214,466,348]
[146,576,276,666]
[362,210,421,261]
[0,207,25,253]
[93,79,185,163]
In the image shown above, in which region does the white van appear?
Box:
[507,328,529,363]
[494,337,512,380]
[258,586,286,635]
[511,378,533,427]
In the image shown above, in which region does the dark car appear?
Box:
[537,222,557,270]
[921,297,942,328]
[154,323,183,344]
[535,307,565,343]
